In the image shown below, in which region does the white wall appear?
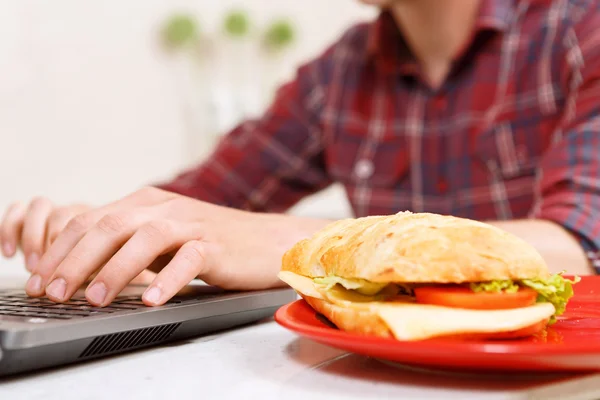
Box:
[0,0,377,276]
[0,0,375,216]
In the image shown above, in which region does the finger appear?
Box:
[40,212,146,302]
[85,221,198,306]
[37,192,164,274]
[26,190,171,298]
[21,197,53,271]
[0,202,26,257]
[142,240,213,306]
[44,208,80,253]
[25,211,97,297]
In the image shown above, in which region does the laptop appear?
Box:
[0,278,297,377]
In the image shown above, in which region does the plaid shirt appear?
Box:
[157,0,600,270]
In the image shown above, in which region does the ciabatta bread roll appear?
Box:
[279,211,578,341]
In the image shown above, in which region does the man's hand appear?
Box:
[0,198,90,271]
[2,187,330,307]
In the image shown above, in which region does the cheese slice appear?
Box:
[278,271,324,299]
[375,302,554,341]
[277,271,555,340]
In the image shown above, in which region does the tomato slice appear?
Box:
[414,285,538,310]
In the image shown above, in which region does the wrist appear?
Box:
[260,212,334,252]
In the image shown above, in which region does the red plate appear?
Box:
[275,276,600,372]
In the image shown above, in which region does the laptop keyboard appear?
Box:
[0,284,228,321]
[0,290,153,320]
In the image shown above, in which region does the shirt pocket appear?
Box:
[474,122,553,180]
[325,118,410,187]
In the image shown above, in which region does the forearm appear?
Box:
[487,219,593,275]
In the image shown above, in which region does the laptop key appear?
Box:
[37,310,92,317]
[69,297,88,302]
[2,307,29,313]
[9,311,33,316]
[7,306,91,316]
[114,296,141,301]
[18,312,46,318]
[0,310,20,316]
[9,306,51,313]
[43,304,90,310]
[115,301,147,306]
[5,301,35,307]
[3,302,27,307]
[39,305,80,311]
[64,301,88,306]
[26,299,56,305]
[6,294,29,299]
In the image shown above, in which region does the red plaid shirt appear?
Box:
[157,0,600,270]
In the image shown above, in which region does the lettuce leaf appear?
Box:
[313,276,389,296]
[470,280,520,293]
[521,273,580,322]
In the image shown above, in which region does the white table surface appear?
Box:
[2,266,600,400]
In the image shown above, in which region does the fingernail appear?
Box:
[2,242,14,257]
[143,286,162,305]
[46,278,67,301]
[26,253,39,271]
[87,282,107,305]
[26,274,43,294]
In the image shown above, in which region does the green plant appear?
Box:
[263,19,295,52]
[162,14,199,48]
[223,10,251,38]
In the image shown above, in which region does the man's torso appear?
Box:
[320,0,572,220]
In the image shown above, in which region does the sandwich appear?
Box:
[278,211,579,341]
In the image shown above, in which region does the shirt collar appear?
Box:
[366,0,517,76]
[476,0,516,31]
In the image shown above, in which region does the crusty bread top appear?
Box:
[281,211,549,283]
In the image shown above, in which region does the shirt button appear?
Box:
[354,159,374,180]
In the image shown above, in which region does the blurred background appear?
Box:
[0,0,377,275]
